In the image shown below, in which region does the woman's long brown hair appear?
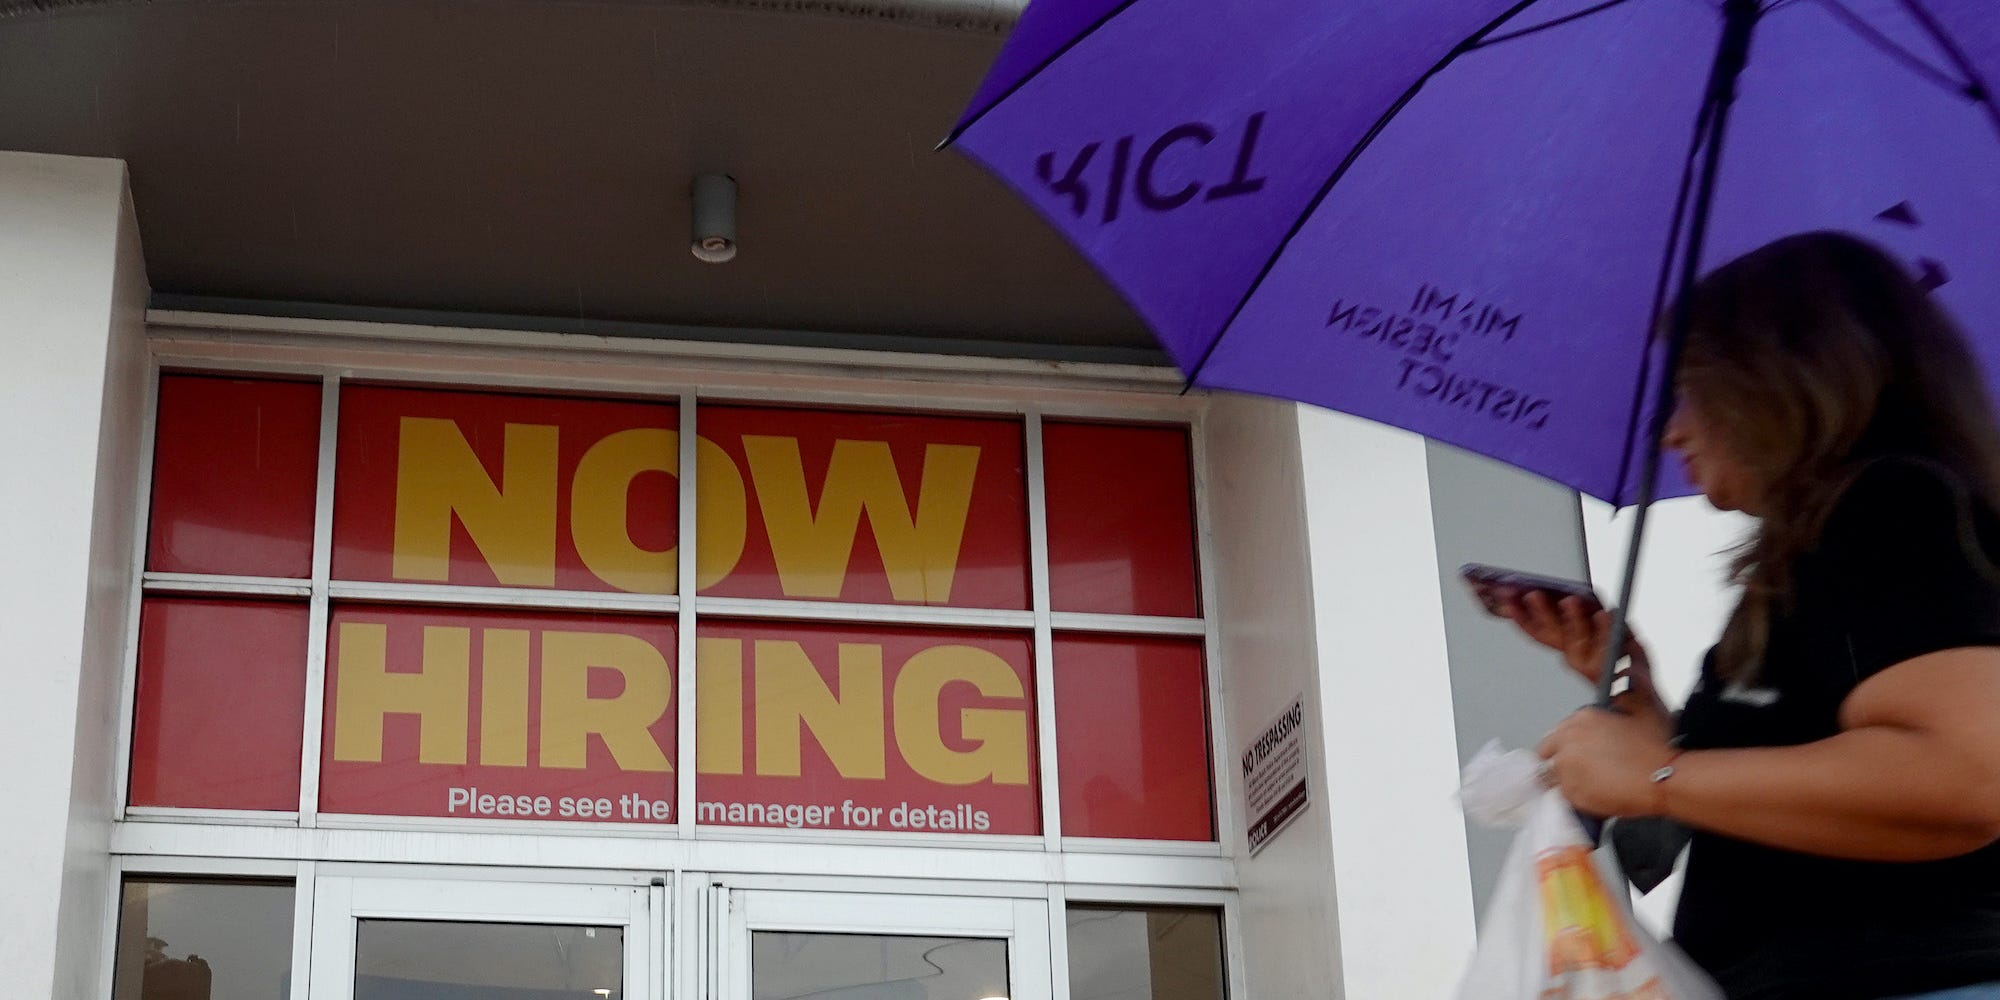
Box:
[1677,232,2000,681]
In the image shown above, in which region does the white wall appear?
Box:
[1297,407,1475,999]
[1205,394,1346,997]
[1424,444,1594,914]
[0,150,150,999]
[1207,397,1475,999]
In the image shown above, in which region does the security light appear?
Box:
[691,173,737,263]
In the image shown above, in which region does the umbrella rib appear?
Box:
[1897,0,2000,141]
[938,0,1148,149]
[1814,0,1977,100]
[1609,66,1724,505]
[1180,0,1556,390]
[1461,0,1639,52]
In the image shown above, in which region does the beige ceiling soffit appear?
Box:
[0,0,1028,32]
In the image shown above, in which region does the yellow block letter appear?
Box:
[894,645,1029,785]
[754,640,886,779]
[479,629,531,767]
[696,637,744,776]
[570,429,752,593]
[332,623,471,765]
[743,436,980,602]
[392,418,559,586]
[539,630,673,772]
[571,428,676,594]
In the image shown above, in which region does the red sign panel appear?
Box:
[149,374,322,579]
[333,386,681,593]
[319,604,678,823]
[696,620,1039,835]
[1054,635,1214,841]
[130,597,309,811]
[1043,421,1200,617]
[696,406,1029,609]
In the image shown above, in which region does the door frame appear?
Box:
[308,869,664,1000]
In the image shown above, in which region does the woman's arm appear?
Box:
[1539,648,2000,861]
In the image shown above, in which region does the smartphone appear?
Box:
[1459,563,1603,617]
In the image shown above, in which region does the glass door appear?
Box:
[720,889,1051,1000]
[310,875,660,1000]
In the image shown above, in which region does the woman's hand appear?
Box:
[1537,707,1679,818]
[1496,590,1669,722]
[1494,590,1638,683]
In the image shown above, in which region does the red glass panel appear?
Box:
[332,385,679,593]
[319,604,677,823]
[148,374,322,578]
[129,598,309,810]
[1054,635,1214,841]
[695,620,1038,835]
[696,405,1029,609]
[1043,422,1200,617]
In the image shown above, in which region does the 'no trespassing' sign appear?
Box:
[1241,696,1309,855]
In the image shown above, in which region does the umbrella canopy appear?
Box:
[947,0,2000,508]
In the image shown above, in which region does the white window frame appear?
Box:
[107,311,1247,998]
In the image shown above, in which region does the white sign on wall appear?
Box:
[1241,696,1309,855]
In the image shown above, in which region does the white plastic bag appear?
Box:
[1454,742,1721,1000]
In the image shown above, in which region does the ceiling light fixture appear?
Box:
[691,173,738,264]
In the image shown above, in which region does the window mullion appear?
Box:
[298,374,341,828]
[677,392,699,840]
[1026,410,1063,849]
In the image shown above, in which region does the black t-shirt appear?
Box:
[1674,457,2000,1000]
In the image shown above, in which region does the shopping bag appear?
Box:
[1454,742,1721,1000]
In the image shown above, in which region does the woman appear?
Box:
[1506,232,2000,1000]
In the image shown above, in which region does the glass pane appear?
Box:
[355,920,623,1000]
[697,404,1029,609]
[1042,422,1200,617]
[753,932,1007,1000]
[333,385,679,594]
[1054,636,1214,841]
[320,603,676,824]
[696,619,1039,836]
[130,598,309,811]
[1066,906,1225,1000]
[113,878,295,1000]
[148,374,321,578]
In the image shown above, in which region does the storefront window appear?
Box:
[130,598,308,811]
[1065,905,1227,1000]
[333,385,682,594]
[319,604,678,823]
[113,878,294,1000]
[1054,636,1213,841]
[696,620,1038,834]
[130,376,1214,842]
[1043,422,1200,617]
[148,374,321,580]
[695,405,1029,609]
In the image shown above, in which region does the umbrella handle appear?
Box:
[1594,0,1759,709]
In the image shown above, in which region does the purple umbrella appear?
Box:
[946,0,2000,702]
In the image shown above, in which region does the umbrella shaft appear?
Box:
[1596,0,1760,708]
